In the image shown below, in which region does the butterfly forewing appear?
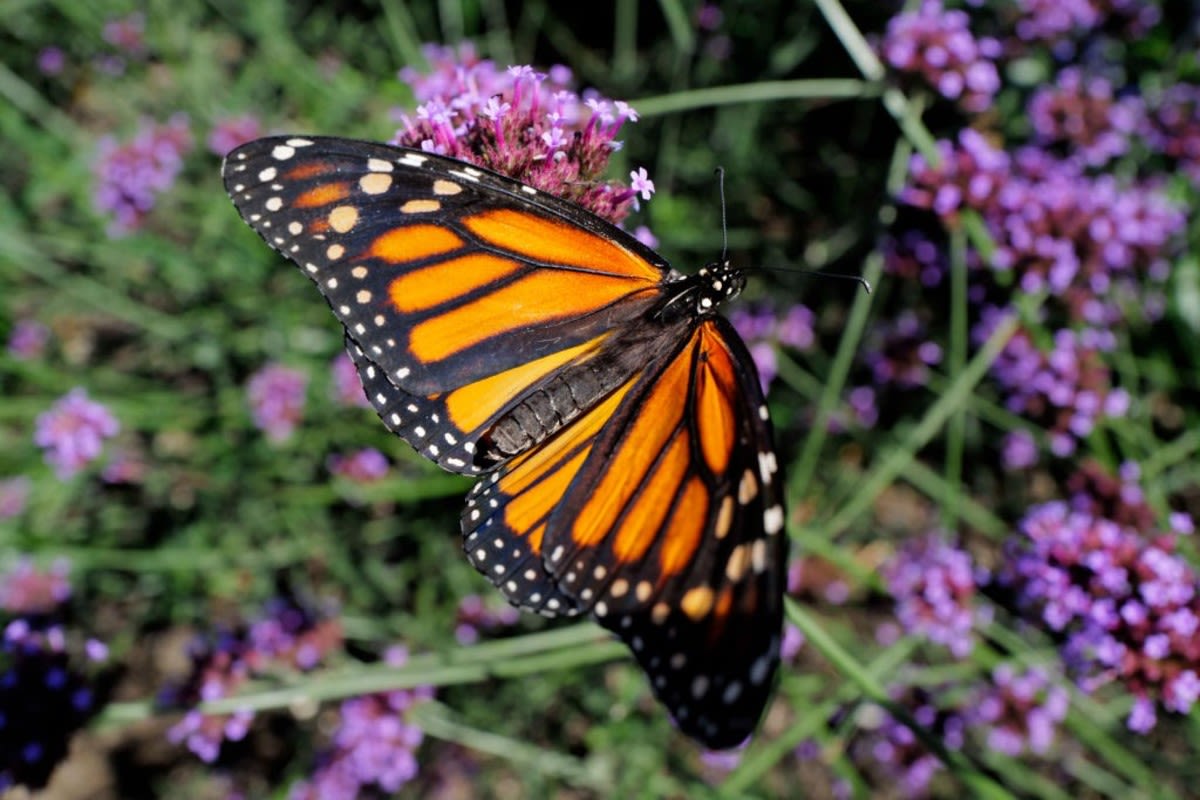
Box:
[223,135,788,748]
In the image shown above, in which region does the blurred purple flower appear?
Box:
[880,1,1002,113]
[102,12,146,55]
[246,364,307,442]
[393,44,651,225]
[454,594,520,645]
[855,686,965,798]
[0,620,109,790]
[0,478,30,520]
[7,320,49,360]
[882,534,992,658]
[1012,0,1160,47]
[327,448,389,483]
[36,47,65,76]
[34,388,120,480]
[330,351,371,408]
[163,598,342,763]
[1001,430,1039,469]
[1028,68,1141,167]
[1001,499,1200,732]
[208,115,264,157]
[728,304,816,392]
[882,231,948,287]
[92,114,193,237]
[1141,84,1200,185]
[0,558,71,614]
[966,665,1069,756]
[863,311,942,390]
[973,311,1129,458]
[290,646,431,798]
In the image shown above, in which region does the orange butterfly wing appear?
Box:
[223,136,787,747]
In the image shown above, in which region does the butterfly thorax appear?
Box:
[657,259,746,324]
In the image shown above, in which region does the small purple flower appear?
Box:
[728,304,816,392]
[1028,68,1140,167]
[0,558,71,614]
[7,320,49,360]
[92,114,193,237]
[0,477,31,520]
[629,167,655,201]
[36,47,65,76]
[863,311,942,390]
[0,620,107,790]
[330,351,371,408]
[207,115,264,157]
[880,1,1002,113]
[290,646,431,798]
[34,388,120,480]
[854,686,965,797]
[327,448,389,483]
[882,534,991,658]
[965,665,1069,756]
[246,364,307,442]
[102,12,145,55]
[454,594,520,645]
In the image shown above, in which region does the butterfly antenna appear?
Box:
[715,166,729,263]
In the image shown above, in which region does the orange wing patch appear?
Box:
[389,253,522,313]
[463,209,663,281]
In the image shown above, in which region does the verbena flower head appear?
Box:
[882,231,948,287]
[330,352,370,408]
[208,115,264,157]
[1028,68,1140,167]
[0,559,71,614]
[880,0,1002,113]
[1001,499,1200,732]
[101,12,145,56]
[246,364,308,442]
[36,47,65,76]
[392,43,652,225]
[1141,84,1200,186]
[973,311,1129,458]
[966,665,1069,756]
[882,534,992,658]
[92,114,193,237]
[7,320,49,360]
[854,686,965,798]
[34,388,120,480]
[0,620,109,791]
[1012,0,1160,49]
[163,598,343,763]
[0,478,31,521]
[327,448,389,483]
[290,646,432,798]
[862,311,943,390]
[454,594,520,645]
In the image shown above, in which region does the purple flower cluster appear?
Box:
[965,665,1069,756]
[454,594,519,645]
[6,320,48,360]
[207,115,264,157]
[882,534,992,658]
[1141,84,1200,185]
[879,0,1002,113]
[163,599,343,763]
[856,687,965,798]
[246,364,308,442]
[330,352,370,408]
[0,478,30,520]
[1011,0,1160,46]
[882,231,948,287]
[101,12,146,56]
[92,114,193,237]
[33,388,120,480]
[1002,499,1200,732]
[903,130,1184,313]
[1,560,108,791]
[862,311,943,390]
[728,304,816,391]
[290,646,431,798]
[0,559,71,614]
[327,448,389,484]
[1027,68,1140,167]
[973,310,1128,460]
[393,44,652,224]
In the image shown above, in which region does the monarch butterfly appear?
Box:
[222,136,786,748]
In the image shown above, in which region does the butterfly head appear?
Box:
[695,259,746,316]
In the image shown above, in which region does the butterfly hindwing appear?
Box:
[464,317,787,747]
